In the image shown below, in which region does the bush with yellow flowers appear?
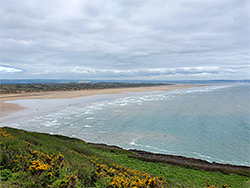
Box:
[206,184,230,188]
[72,151,167,187]
[2,127,246,187]
[0,129,78,187]
[0,128,14,139]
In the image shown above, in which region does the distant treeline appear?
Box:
[0,82,169,94]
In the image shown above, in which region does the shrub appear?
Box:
[1,169,12,181]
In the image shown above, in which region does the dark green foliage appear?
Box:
[1,169,12,181]
[0,82,168,94]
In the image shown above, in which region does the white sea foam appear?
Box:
[84,110,94,114]
[130,137,142,146]
[99,131,107,133]
[119,103,128,106]
[130,141,136,146]
[40,121,60,127]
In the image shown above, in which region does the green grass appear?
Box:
[1,127,249,187]
[92,148,249,188]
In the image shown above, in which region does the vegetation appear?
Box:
[0,127,249,187]
[0,82,168,94]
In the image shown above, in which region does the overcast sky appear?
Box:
[0,0,249,80]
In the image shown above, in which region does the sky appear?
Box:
[0,0,249,80]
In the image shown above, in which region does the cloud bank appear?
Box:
[0,0,249,80]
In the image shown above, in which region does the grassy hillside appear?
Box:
[0,127,249,187]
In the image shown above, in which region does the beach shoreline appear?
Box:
[1,84,250,173]
[0,84,204,118]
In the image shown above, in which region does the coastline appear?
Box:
[2,125,250,176]
[1,84,250,177]
[0,84,203,118]
[89,142,250,175]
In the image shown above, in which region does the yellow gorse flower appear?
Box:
[81,153,167,188]
[0,128,14,138]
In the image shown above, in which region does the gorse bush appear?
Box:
[0,128,166,187]
[1,128,247,187]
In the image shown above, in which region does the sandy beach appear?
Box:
[0,84,202,118]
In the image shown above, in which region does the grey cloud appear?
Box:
[0,0,249,79]
[37,65,243,78]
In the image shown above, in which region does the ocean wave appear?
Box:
[84,110,94,114]
[40,121,60,127]
[90,85,235,108]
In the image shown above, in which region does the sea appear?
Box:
[1,81,250,166]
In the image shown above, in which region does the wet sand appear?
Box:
[0,84,202,118]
